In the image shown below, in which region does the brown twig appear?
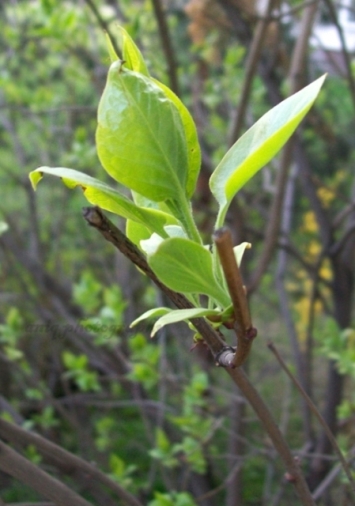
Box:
[83,206,317,505]
[0,440,92,506]
[322,0,355,109]
[228,0,279,146]
[150,0,180,96]
[213,228,256,367]
[84,0,121,57]
[0,418,144,506]
[268,341,355,499]
[248,0,320,293]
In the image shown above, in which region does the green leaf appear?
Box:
[116,26,149,76]
[126,219,151,246]
[130,307,171,328]
[152,78,201,198]
[210,75,326,226]
[96,61,188,203]
[150,307,221,337]
[105,32,120,63]
[148,238,230,307]
[126,192,172,245]
[29,167,174,237]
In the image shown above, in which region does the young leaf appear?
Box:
[115,26,149,76]
[210,75,326,227]
[130,307,171,328]
[105,32,120,63]
[148,237,230,307]
[150,308,221,337]
[96,61,189,203]
[126,192,179,246]
[152,78,201,198]
[29,167,174,237]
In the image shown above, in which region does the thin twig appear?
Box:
[0,440,92,506]
[322,0,355,109]
[249,0,320,293]
[226,367,316,506]
[150,0,180,96]
[84,0,121,57]
[213,227,257,367]
[0,418,143,506]
[228,0,279,146]
[268,341,355,499]
[312,447,355,500]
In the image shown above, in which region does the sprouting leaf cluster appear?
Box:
[29,27,325,336]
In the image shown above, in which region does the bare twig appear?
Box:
[228,0,279,146]
[226,367,316,506]
[84,0,121,57]
[249,0,320,293]
[150,0,180,96]
[312,447,355,500]
[322,0,355,109]
[0,440,92,506]
[213,227,257,367]
[0,418,143,506]
[268,341,355,499]
[275,165,314,442]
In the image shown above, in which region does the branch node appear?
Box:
[215,346,237,368]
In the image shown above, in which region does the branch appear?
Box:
[213,227,257,367]
[225,367,316,505]
[322,0,355,110]
[83,206,316,506]
[84,0,121,57]
[268,341,355,500]
[0,419,143,506]
[249,0,320,292]
[150,0,180,96]
[0,440,92,506]
[228,0,280,146]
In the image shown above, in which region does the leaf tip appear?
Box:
[105,32,120,63]
[29,169,44,190]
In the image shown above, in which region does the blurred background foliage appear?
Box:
[0,0,354,504]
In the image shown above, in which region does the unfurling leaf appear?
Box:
[148,237,230,307]
[29,167,174,237]
[210,75,326,227]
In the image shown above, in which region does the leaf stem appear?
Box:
[166,194,202,244]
